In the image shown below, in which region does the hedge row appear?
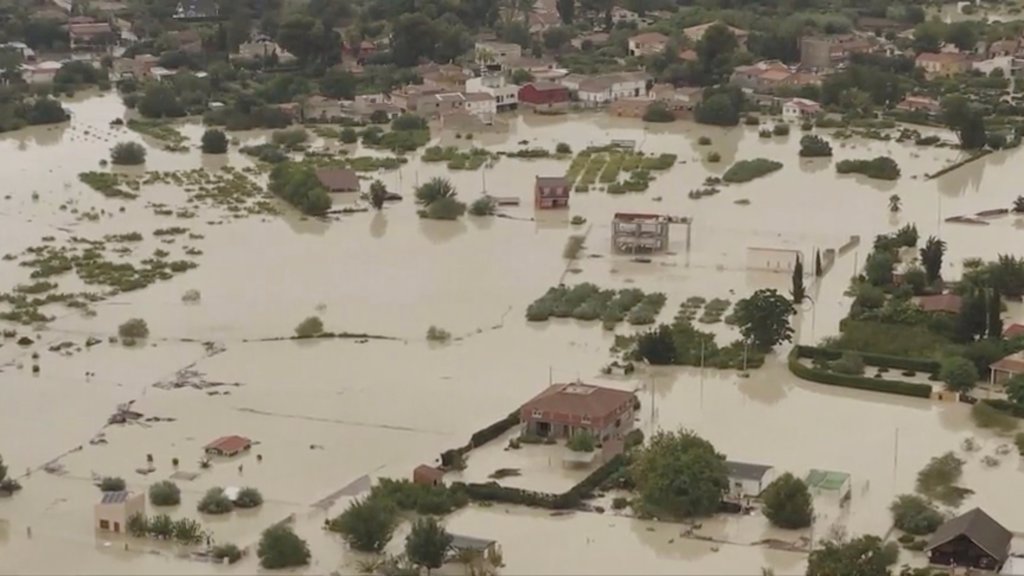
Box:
[454,454,628,511]
[981,398,1024,419]
[788,349,933,399]
[794,345,939,374]
[441,411,522,467]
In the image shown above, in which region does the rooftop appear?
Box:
[990,350,1024,374]
[535,176,568,187]
[522,382,635,420]
[726,461,774,481]
[613,212,669,223]
[917,51,969,64]
[630,32,668,44]
[925,508,1011,563]
[1003,323,1024,339]
[315,168,360,191]
[449,534,496,551]
[100,490,130,504]
[805,468,849,491]
[914,293,963,314]
[204,434,252,453]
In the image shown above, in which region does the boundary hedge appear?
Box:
[454,454,628,510]
[441,411,520,467]
[794,345,939,374]
[788,348,932,399]
[981,398,1024,419]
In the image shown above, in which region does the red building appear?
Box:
[534,176,569,209]
[518,81,570,112]
[204,435,252,457]
[520,382,637,441]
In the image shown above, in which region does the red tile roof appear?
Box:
[315,168,360,192]
[915,294,963,314]
[991,352,1024,375]
[1004,323,1024,339]
[522,382,635,421]
[205,435,251,453]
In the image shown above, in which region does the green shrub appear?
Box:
[891,494,943,535]
[642,102,675,123]
[772,123,790,136]
[697,136,711,145]
[200,129,228,154]
[235,487,263,509]
[212,543,242,563]
[118,318,149,340]
[612,497,629,510]
[567,430,596,452]
[294,316,324,337]
[836,157,901,180]
[110,142,147,165]
[830,352,865,375]
[556,142,572,154]
[971,402,1018,432]
[743,115,760,126]
[148,480,181,506]
[197,487,234,514]
[469,196,496,216]
[788,349,932,398]
[799,135,832,157]
[271,127,308,149]
[707,152,721,163]
[99,476,126,491]
[722,159,783,183]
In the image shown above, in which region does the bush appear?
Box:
[468,196,496,216]
[642,102,675,123]
[271,127,308,149]
[772,123,790,136]
[799,135,832,157]
[707,152,721,163]
[99,476,126,492]
[743,114,760,126]
[697,136,711,145]
[890,494,943,535]
[695,94,739,126]
[424,197,467,220]
[468,412,520,448]
[762,473,813,529]
[971,402,1018,432]
[556,142,572,154]
[149,480,181,506]
[294,316,324,337]
[212,543,243,563]
[235,487,263,509]
[940,357,979,393]
[830,352,865,375]
[340,127,358,143]
[612,496,629,510]
[1016,431,1024,455]
[426,325,451,342]
[722,159,783,183]
[788,349,932,398]
[118,318,150,341]
[328,496,398,552]
[197,487,234,514]
[201,129,228,154]
[258,525,310,569]
[370,478,469,515]
[268,162,332,215]
[836,157,901,180]
[795,346,939,374]
[110,141,147,165]
[567,430,596,452]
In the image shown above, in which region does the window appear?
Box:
[99,519,110,530]
[581,415,591,425]
[531,409,543,418]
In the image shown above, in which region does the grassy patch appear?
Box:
[79,172,139,199]
[127,119,187,147]
[722,159,783,183]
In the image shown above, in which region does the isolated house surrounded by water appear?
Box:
[611,212,670,254]
[725,461,776,498]
[412,464,444,486]
[926,508,1011,571]
[520,382,636,441]
[204,435,252,457]
[315,168,360,193]
[534,176,569,209]
[94,491,145,533]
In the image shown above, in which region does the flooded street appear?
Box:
[3,91,1024,574]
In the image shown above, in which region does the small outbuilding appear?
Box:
[990,351,1024,385]
[413,464,444,486]
[926,508,1011,571]
[725,461,776,498]
[94,491,145,533]
[534,176,569,209]
[805,468,851,501]
[449,534,500,558]
[914,293,963,315]
[315,168,360,193]
[204,435,252,457]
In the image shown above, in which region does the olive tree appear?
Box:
[761,473,813,529]
[328,496,398,552]
[890,494,943,535]
[258,524,310,569]
[940,357,979,393]
[110,141,147,165]
[294,316,324,337]
[405,517,452,575]
[630,429,728,517]
[148,480,181,506]
[733,289,795,352]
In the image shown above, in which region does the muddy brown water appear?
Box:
[2,92,1024,574]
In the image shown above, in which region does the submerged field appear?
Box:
[2,92,1024,574]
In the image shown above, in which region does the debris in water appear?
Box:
[488,468,521,480]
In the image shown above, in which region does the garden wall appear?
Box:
[788,348,933,399]
[440,411,521,467]
[794,345,940,374]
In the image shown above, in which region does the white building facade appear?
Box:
[465,74,519,111]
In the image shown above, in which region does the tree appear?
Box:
[919,236,946,284]
[321,70,357,99]
[865,250,895,287]
[127,512,149,536]
[987,287,1003,339]
[940,356,979,393]
[425,197,467,220]
[511,68,534,84]
[329,496,398,552]
[1013,196,1024,213]
[469,196,496,216]
[890,494,943,535]
[889,194,901,213]
[99,476,126,492]
[807,536,898,576]
[695,93,739,126]
[791,255,805,305]
[201,129,228,154]
[258,525,311,569]
[415,177,457,206]
[634,325,677,364]
[405,517,453,575]
[630,429,728,517]
[1006,375,1024,405]
[235,487,264,508]
[0,454,6,484]
[137,84,185,118]
[369,180,389,210]
[696,23,739,83]
[567,430,596,452]
[295,316,324,337]
[761,473,813,529]
[148,513,175,539]
[173,517,204,544]
[197,487,234,514]
[945,21,977,51]
[149,480,181,506]
[912,21,944,54]
[989,255,1024,298]
[955,287,987,342]
[110,142,147,165]
[814,250,823,277]
[942,96,987,150]
[642,102,675,123]
[734,289,795,352]
[798,135,832,157]
[556,0,574,24]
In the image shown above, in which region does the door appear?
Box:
[113,521,120,533]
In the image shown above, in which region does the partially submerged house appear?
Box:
[805,468,851,501]
[611,212,670,254]
[95,491,145,533]
[204,435,252,457]
[926,508,1011,571]
[914,293,964,315]
[725,461,776,499]
[518,81,570,112]
[990,350,1024,385]
[534,176,569,209]
[448,534,501,563]
[315,168,360,193]
[519,381,637,441]
[412,464,444,487]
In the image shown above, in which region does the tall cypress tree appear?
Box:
[988,287,1004,339]
[814,249,823,277]
[791,255,805,304]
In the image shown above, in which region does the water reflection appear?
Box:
[418,217,467,243]
[369,211,387,238]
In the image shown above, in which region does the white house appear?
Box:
[463,92,497,123]
[782,97,822,119]
[474,41,522,67]
[628,32,668,57]
[234,37,296,64]
[726,461,776,499]
[611,6,640,25]
[21,60,62,84]
[573,72,651,105]
[465,74,519,111]
[1,41,35,61]
[94,491,145,533]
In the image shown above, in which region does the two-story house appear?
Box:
[465,74,519,111]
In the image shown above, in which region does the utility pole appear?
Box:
[699,339,705,409]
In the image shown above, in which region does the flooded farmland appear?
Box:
[3,91,1024,574]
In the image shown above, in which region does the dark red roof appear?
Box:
[915,294,963,314]
[205,435,251,453]
[315,168,360,192]
[1004,323,1024,339]
[522,382,635,420]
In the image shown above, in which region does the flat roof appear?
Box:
[805,469,849,491]
[449,534,496,551]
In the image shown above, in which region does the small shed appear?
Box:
[315,168,360,193]
[449,534,499,558]
[413,464,444,486]
[927,508,1011,571]
[94,491,145,533]
[204,435,252,457]
[990,351,1024,386]
[805,469,851,501]
[725,461,776,498]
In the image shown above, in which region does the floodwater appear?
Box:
[2,91,1024,574]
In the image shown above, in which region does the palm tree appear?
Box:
[369,180,388,210]
[888,194,901,213]
[415,177,457,206]
[920,235,947,284]
[1013,195,1024,213]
